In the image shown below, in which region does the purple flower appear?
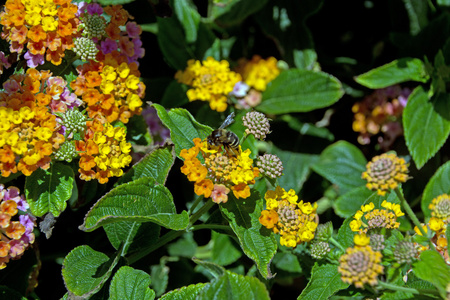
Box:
[126,22,141,39]
[76,2,87,16]
[24,51,44,68]
[87,3,103,15]
[101,39,118,54]
[230,81,250,98]
[19,214,36,231]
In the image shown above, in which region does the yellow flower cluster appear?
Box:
[77,121,132,184]
[338,234,384,289]
[362,153,409,196]
[175,57,242,112]
[350,201,404,233]
[235,55,280,91]
[0,69,65,177]
[259,186,318,248]
[180,138,259,204]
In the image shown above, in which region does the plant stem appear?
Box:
[394,188,435,250]
[127,230,184,265]
[191,224,231,232]
[378,280,440,297]
[329,237,346,252]
[188,195,204,215]
[189,198,214,226]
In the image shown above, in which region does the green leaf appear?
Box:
[212,0,269,26]
[421,160,450,217]
[272,252,302,273]
[192,258,226,278]
[173,0,200,43]
[150,262,170,297]
[336,217,356,249]
[168,232,197,258]
[402,0,429,35]
[211,231,242,266]
[109,266,155,300]
[220,193,277,279]
[271,146,320,193]
[160,80,189,108]
[153,104,212,157]
[96,0,133,5]
[438,0,450,6]
[80,177,189,231]
[104,222,160,255]
[311,141,367,194]
[140,23,158,34]
[334,186,377,218]
[258,69,344,114]
[293,49,318,70]
[119,143,175,185]
[280,114,334,141]
[413,250,450,298]
[159,283,208,300]
[403,86,450,169]
[203,37,236,61]
[354,58,429,89]
[198,271,270,300]
[62,245,120,297]
[25,163,74,217]
[297,263,349,300]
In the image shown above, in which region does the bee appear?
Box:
[207,112,240,156]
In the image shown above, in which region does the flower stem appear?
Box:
[188,195,204,215]
[189,198,214,227]
[329,237,346,252]
[394,188,435,250]
[127,229,184,265]
[378,280,440,297]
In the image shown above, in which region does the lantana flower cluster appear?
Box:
[76,3,145,65]
[0,185,36,269]
[352,85,411,150]
[349,201,404,234]
[175,57,242,112]
[362,153,409,196]
[180,138,259,204]
[0,68,70,177]
[412,194,450,264]
[338,233,384,289]
[76,119,132,184]
[259,186,318,248]
[0,0,81,67]
[70,56,145,124]
[231,55,281,109]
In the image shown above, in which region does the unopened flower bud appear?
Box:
[242,111,270,140]
[82,14,106,39]
[314,221,333,241]
[369,233,385,251]
[73,37,98,61]
[257,154,283,179]
[61,109,87,138]
[54,141,78,162]
[310,241,330,259]
[394,240,417,264]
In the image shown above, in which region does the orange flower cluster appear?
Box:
[0,69,65,177]
[70,55,145,124]
[180,138,259,204]
[0,0,80,65]
[76,119,132,183]
[0,185,36,269]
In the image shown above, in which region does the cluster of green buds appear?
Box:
[242,111,271,140]
[73,37,99,61]
[257,154,283,179]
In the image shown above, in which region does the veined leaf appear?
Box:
[198,271,270,300]
[354,58,429,88]
[62,245,120,297]
[403,86,450,169]
[297,263,349,300]
[219,193,277,279]
[109,266,155,300]
[311,141,367,194]
[173,0,200,43]
[413,250,450,298]
[25,163,74,217]
[258,69,344,114]
[80,177,189,232]
[153,104,212,157]
[159,283,208,300]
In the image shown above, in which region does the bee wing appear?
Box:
[219,112,235,129]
